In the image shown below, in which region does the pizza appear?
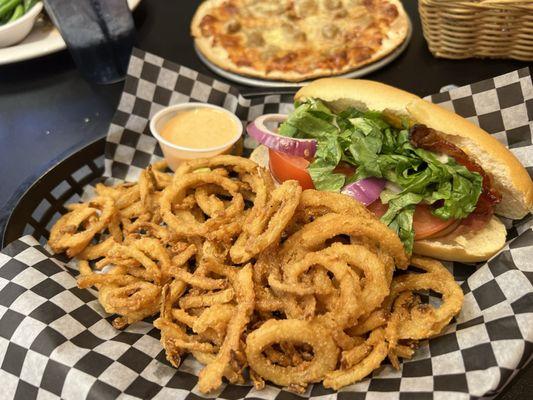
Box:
[191,0,409,82]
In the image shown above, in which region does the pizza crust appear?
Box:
[191,0,409,82]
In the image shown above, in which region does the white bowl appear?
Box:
[0,2,44,48]
[150,103,243,170]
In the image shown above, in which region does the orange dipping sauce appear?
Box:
[160,108,239,149]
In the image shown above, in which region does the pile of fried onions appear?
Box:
[49,155,464,393]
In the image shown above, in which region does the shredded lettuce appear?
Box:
[278,100,483,253]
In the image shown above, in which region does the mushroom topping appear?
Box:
[294,31,307,42]
[226,20,241,34]
[322,24,339,39]
[295,0,318,18]
[335,8,348,18]
[247,31,265,47]
[282,24,307,42]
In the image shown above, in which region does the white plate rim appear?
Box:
[0,0,142,66]
[195,16,412,88]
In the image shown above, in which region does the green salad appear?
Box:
[278,99,483,252]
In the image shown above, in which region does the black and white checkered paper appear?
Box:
[1,49,532,399]
[105,49,296,182]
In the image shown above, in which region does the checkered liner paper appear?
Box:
[1,49,533,400]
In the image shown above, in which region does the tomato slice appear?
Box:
[367,200,388,218]
[367,201,457,240]
[268,149,314,190]
[333,163,355,177]
[412,205,458,240]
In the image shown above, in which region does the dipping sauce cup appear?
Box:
[150,103,243,170]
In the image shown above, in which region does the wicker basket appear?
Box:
[419,0,533,61]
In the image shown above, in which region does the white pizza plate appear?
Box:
[195,15,412,88]
[0,0,142,66]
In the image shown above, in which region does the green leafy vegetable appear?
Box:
[278,100,483,253]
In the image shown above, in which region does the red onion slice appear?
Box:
[247,114,317,158]
[341,178,386,206]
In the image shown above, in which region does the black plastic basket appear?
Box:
[1,137,105,248]
[0,89,299,249]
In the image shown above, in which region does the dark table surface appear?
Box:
[0,0,530,398]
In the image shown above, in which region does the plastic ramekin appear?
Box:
[150,103,243,170]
